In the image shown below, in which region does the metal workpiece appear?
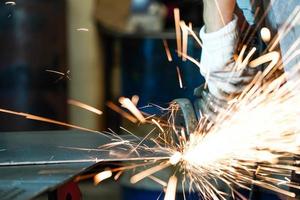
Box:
[0,163,88,200]
[0,130,169,200]
[172,98,198,135]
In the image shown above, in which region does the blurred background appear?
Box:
[0,0,204,199]
[0,0,204,132]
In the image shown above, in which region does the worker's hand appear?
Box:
[199,0,259,119]
[200,15,245,100]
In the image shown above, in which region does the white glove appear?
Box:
[199,15,256,101]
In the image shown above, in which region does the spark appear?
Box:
[114,171,123,180]
[181,64,300,198]
[152,119,165,133]
[46,69,70,81]
[260,27,271,43]
[213,0,226,26]
[130,162,171,184]
[234,45,247,67]
[94,170,113,185]
[184,25,202,47]
[77,28,89,32]
[174,8,182,57]
[244,3,273,47]
[0,159,99,167]
[131,95,140,106]
[238,47,257,70]
[148,175,168,187]
[163,40,173,62]
[249,51,280,76]
[188,22,192,30]
[5,1,16,6]
[0,108,100,133]
[46,69,65,76]
[164,175,178,200]
[106,101,138,123]
[177,51,206,74]
[68,99,103,115]
[119,97,146,123]
[180,21,188,61]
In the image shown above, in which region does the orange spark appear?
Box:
[119,97,146,123]
[185,25,202,47]
[261,27,271,43]
[130,162,170,184]
[152,119,164,133]
[238,47,257,70]
[177,51,206,74]
[180,21,188,61]
[164,175,178,200]
[94,170,113,185]
[131,95,140,106]
[0,108,99,133]
[114,171,123,180]
[148,175,168,187]
[174,8,182,57]
[163,39,173,62]
[249,51,280,77]
[176,66,183,88]
[106,101,138,123]
[68,99,103,115]
[188,22,192,30]
[46,69,65,76]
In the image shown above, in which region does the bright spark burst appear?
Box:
[182,67,300,199]
[96,7,300,200]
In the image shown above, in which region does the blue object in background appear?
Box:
[131,0,152,13]
[120,35,205,114]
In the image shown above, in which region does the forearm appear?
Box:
[203,0,236,33]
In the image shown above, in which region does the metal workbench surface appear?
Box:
[0,130,169,200]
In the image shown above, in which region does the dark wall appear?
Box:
[0,0,68,131]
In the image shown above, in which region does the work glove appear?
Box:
[196,15,258,121]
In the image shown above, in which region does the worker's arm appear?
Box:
[200,0,241,100]
[197,0,257,120]
[203,0,236,33]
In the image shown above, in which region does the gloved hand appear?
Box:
[197,15,258,121]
